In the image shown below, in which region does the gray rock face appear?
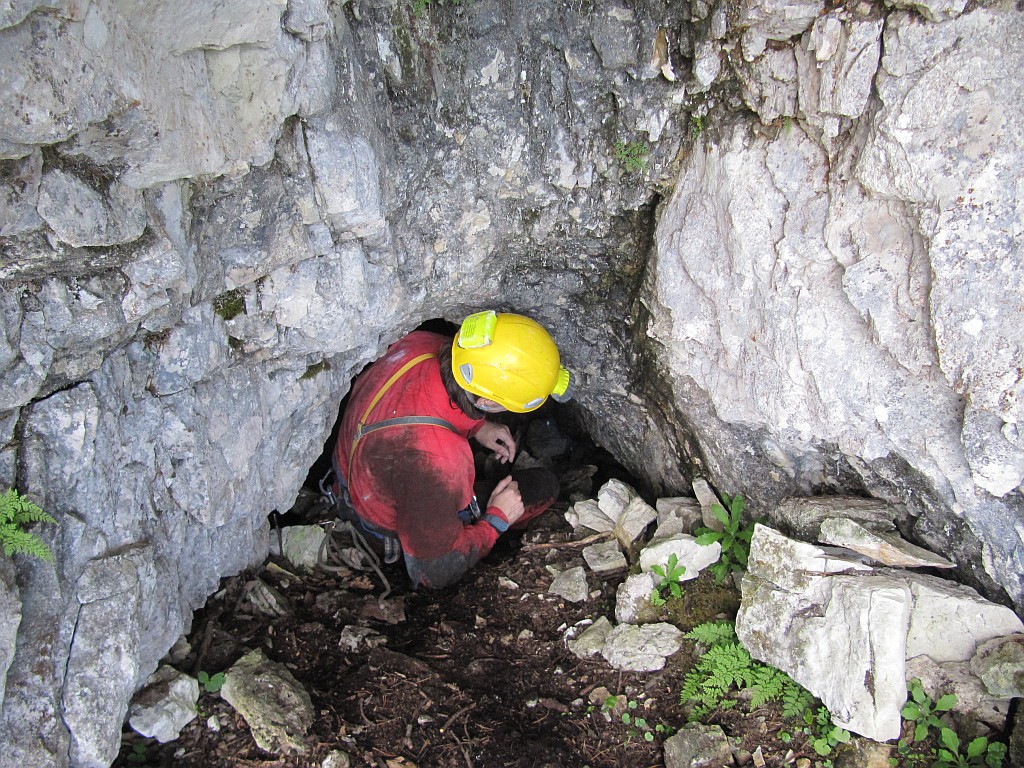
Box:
[2,1,1023,765]
[0,559,20,705]
[649,2,1024,609]
[738,525,1023,741]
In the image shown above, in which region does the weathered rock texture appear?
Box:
[0,0,1021,765]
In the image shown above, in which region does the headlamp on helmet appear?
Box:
[452,311,573,413]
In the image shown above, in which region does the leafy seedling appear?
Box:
[901,677,957,742]
[650,553,686,606]
[613,140,649,173]
[694,493,755,583]
[933,728,1007,768]
[197,671,225,694]
[803,706,851,757]
[127,742,149,764]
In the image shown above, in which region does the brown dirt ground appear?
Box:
[110,510,866,768]
[110,415,1007,768]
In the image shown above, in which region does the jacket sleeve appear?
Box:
[388,449,505,589]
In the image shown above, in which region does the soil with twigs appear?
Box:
[111,413,973,768]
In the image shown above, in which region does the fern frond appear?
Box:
[1,489,56,524]
[0,489,57,562]
[781,683,815,719]
[0,525,54,562]
[684,621,737,646]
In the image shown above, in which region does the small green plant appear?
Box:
[689,114,705,140]
[901,677,957,743]
[679,621,812,719]
[694,492,755,583]
[300,360,330,380]
[0,489,57,562]
[891,738,930,768]
[197,670,225,693]
[649,553,686,606]
[613,140,649,173]
[613,698,672,743]
[932,727,1007,768]
[126,741,149,764]
[803,705,851,757]
[212,289,246,322]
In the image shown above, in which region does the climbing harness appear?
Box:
[317,351,459,601]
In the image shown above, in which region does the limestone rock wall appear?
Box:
[0,0,1021,765]
[647,0,1024,607]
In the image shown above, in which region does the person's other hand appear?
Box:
[475,421,516,464]
[488,475,523,525]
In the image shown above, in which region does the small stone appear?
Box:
[244,579,292,617]
[613,496,658,547]
[773,497,897,540]
[819,518,954,569]
[614,571,660,625]
[971,634,1024,698]
[548,566,590,603]
[692,478,724,532]
[128,666,199,743]
[597,478,637,521]
[271,525,327,571]
[338,626,386,652]
[321,750,352,768]
[639,534,722,581]
[663,723,732,768]
[601,622,683,672]
[582,539,627,575]
[905,655,1011,729]
[567,498,616,533]
[654,497,702,537]
[221,649,314,755]
[566,616,613,659]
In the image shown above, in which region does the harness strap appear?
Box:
[355,415,459,440]
[347,352,458,474]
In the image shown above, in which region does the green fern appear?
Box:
[680,621,812,719]
[781,681,816,719]
[683,621,737,646]
[0,489,57,562]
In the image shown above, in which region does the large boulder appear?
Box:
[737,525,1023,740]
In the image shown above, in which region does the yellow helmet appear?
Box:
[451,311,573,413]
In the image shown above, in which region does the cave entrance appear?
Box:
[285,318,641,531]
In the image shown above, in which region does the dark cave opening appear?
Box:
[289,317,644,531]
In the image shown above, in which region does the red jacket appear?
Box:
[335,331,508,588]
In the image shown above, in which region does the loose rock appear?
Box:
[601,622,683,672]
[127,666,199,743]
[663,723,733,768]
[220,649,314,755]
[548,565,590,603]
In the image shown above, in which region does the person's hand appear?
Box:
[488,475,523,525]
[475,421,516,464]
